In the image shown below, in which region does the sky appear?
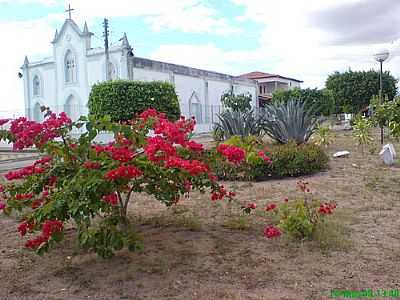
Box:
[1,0,400,115]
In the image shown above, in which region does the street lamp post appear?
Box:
[373,49,390,145]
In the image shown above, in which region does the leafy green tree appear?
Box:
[221,91,252,113]
[325,70,398,114]
[272,88,335,116]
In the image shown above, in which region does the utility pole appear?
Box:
[103,18,110,80]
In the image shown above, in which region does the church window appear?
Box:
[33,75,40,96]
[33,102,43,122]
[64,95,80,121]
[65,50,76,83]
[189,92,203,124]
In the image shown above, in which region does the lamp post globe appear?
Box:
[374,49,389,63]
[373,48,390,145]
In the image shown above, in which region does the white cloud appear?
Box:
[149,43,263,75]
[67,0,240,35]
[0,0,57,5]
[151,0,400,89]
[0,16,58,115]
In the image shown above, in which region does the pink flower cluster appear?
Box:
[102,193,119,206]
[258,151,271,163]
[5,165,46,181]
[93,144,135,163]
[83,161,102,170]
[144,136,176,162]
[265,203,277,211]
[165,156,209,176]
[211,185,235,201]
[25,220,63,249]
[216,144,246,164]
[105,165,143,181]
[18,221,35,236]
[264,225,281,239]
[319,202,337,215]
[10,112,71,150]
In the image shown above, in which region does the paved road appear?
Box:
[0,158,37,173]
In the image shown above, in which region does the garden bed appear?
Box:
[1,130,400,299]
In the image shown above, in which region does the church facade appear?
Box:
[21,17,258,133]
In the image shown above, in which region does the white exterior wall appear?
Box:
[132,68,170,82]
[22,18,257,134]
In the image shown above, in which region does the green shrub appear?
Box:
[263,99,318,144]
[209,138,328,181]
[271,142,329,177]
[214,110,264,140]
[220,91,252,112]
[88,80,180,122]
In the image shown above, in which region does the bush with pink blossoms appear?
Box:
[263,181,337,240]
[0,108,236,257]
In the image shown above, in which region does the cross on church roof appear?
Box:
[65,4,75,20]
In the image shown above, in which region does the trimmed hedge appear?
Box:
[271,142,329,177]
[88,80,180,122]
[209,139,329,181]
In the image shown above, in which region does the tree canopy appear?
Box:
[325,70,398,114]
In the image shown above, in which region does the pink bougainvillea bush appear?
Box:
[262,181,337,240]
[0,108,238,257]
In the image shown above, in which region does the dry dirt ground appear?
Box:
[1,130,400,300]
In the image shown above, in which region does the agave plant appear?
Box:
[213,109,264,140]
[262,99,319,144]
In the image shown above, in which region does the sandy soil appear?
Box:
[1,130,400,300]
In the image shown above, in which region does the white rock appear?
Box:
[385,143,396,158]
[333,151,350,158]
[379,146,394,165]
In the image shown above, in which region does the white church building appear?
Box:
[21,16,259,133]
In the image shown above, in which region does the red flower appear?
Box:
[264,225,281,239]
[284,197,289,202]
[0,202,6,210]
[319,202,337,215]
[109,146,135,162]
[165,156,209,176]
[217,144,246,164]
[211,185,231,201]
[15,193,33,200]
[144,136,176,162]
[139,108,159,121]
[41,220,63,239]
[105,165,143,181]
[47,176,57,187]
[102,193,119,206]
[31,199,44,209]
[24,220,63,250]
[186,140,204,152]
[0,185,4,193]
[18,221,34,236]
[266,203,277,211]
[0,119,10,126]
[258,151,271,163]
[247,202,257,210]
[83,161,102,169]
[5,164,48,180]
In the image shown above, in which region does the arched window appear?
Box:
[64,95,79,121]
[64,50,76,83]
[189,91,202,124]
[33,75,40,96]
[33,102,43,122]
